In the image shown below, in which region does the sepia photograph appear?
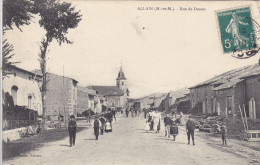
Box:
[1,0,260,165]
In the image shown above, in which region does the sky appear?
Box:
[3,1,260,98]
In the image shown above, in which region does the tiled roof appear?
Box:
[189,65,250,89]
[204,64,260,91]
[190,64,260,91]
[11,66,42,78]
[167,88,190,105]
[88,86,124,96]
[213,79,244,91]
[239,64,260,78]
[168,88,190,98]
[78,86,97,95]
[32,69,78,83]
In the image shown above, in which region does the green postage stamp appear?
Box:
[216,7,258,58]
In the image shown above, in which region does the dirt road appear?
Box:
[3,115,259,165]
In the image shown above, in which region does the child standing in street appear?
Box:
[144,120,150,133]
[68,115,77,147]
[221,124,227,146]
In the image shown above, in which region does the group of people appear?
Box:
[91,110,116,140]
[68,107,228,147]
[144,109,162,134]
[125,107,142,118]
[163,113,196,144]
[143,110,197,145]
[67,110,117,147]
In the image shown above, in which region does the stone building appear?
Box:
[45,73,78,117]
[77,86,97,115]
[161,88,189,112]
[240,65,260,120]
[2,66,42,115]
[188,63,260,135]
[190,63,260,119]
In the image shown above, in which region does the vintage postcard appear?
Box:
[1,1,260,165]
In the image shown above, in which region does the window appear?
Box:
[28,95,32,109]
[11,86,18,105]
[249,97,256,119]
[122,81,124,85]
[226,96,233,116]
[14,73,16,77]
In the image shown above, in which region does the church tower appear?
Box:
[116,65,128,95]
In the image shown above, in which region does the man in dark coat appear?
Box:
[126,108,129,118]
[92,116,101,140]
[130,107,134,118]
[186,115,196,145]
[143,108,147,119]
[164,114,172,138]
[68,115,77,147]
[100,115,106,135]
[112,108,116,121]
[87,109,92,122]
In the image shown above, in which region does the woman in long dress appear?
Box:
[153,109,161,133]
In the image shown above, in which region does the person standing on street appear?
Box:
[153,109,161,134]
[131,107,134,118]
[68,115,77,147]
[186,115,196,145]
[112,108,116,121]
[144,120,150,133]
[126,108,129,118]
[164,114,172,138]
[105,111,113,129]
[221,124,227,146]
[143,108,147,119]
[100,115,106,135]
[148,111,154,131]
[92,116,102,140]
[87,108,91,122]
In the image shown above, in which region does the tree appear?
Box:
[3,0,34,32]
[2,0,34,79]
[2,39,19,79]
[33,0,82,129]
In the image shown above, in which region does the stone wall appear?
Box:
[45,73,77,117]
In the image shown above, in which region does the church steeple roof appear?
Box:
[117,66,126,80]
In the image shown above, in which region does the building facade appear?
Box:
[45,73,78,117]
[242,68,260,120]
[77,86,97,115]
[190,63,260,120]
[2,66,42,115]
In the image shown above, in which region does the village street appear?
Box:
[3,114,260,165]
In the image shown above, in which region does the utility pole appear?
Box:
[63,65,67,129]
